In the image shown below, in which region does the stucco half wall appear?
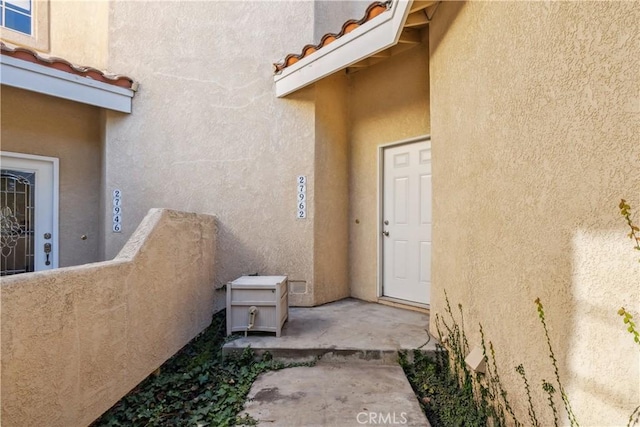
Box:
[1,209,219,427]
[430,2,640,425]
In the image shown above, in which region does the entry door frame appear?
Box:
[1,151,60,271]
[377,135,431,308]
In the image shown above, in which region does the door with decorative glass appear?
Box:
[0,152,57,275]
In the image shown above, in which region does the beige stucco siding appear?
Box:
[313,1,370,42]
[49,0,109,67]
[1,86,102,267]
[314,74,350,305]
[2,0,110,66]
[348,39,430,302]
[430,2,640,425]
[103,1,318,305]
[1,209,217,427]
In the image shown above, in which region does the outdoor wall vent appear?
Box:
[465,347,486,373]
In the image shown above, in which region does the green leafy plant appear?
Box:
[618,198,640,346]
[535,298,579,426]
[618,199,640,426]
[406,293,587,427]
[516,364,539,427]
[405,200,639,426]
[400,347,489,427]
[542,380,559,427]
[479,325,519,427]
[400,291,523,427]
[92,311,299,427]
[619,199,640,262]
[618,308,640,346]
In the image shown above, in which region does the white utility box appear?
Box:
[226,275,288,337]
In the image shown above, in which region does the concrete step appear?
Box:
[222,298,438,365]
[223,341,435,365]
[239,362,431,427]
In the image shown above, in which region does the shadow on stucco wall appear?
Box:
[428,1,640,425]
[427,1,464,59]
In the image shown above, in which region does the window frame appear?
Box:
[1,0,49,52]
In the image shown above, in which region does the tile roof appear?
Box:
[1,42,135,89]
[273,0,391,74]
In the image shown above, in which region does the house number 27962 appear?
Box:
[297,176,306,219]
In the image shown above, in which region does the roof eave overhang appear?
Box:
[274,0,413,98]
[1,55,136,113]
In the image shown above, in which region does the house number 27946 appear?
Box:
[112,189,122,232]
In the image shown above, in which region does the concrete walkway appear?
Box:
[240,363,429,426]
[225,298,435,426]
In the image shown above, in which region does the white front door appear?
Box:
[381,139,431,305]
[0,152,58,275]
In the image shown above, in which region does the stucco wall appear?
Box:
[348,39,430,302]
[430,2,640,425]
[103,1,321,306]
[1,209,218,427]
[49,0,109,68]
[313,1,370,42]
[313,73,350,305]
[0,1,108,66]
[1,86,103,267]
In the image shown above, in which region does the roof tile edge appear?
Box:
[0,41,135,89]
[273,0,392,74]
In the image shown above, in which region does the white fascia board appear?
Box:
[274,0,413,98]
[0,55,135,113]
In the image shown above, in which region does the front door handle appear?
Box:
[382,230,389,237]
[44,243,51,266]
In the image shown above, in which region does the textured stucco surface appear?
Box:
[103,1,321,305]
[313,0,370,43]
[1,0,108,64]
[313,74,350,305]
[49,0,109,68]
[1,86,103,267]
[1,209,217,427]
[348,39,430,302]
[429,2,640,425]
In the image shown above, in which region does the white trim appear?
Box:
[0,55,135,113]
[377,135,430,299]
[1,151,60,270]
[274,0,413,98]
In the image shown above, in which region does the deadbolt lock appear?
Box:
[44,233,51,239]
[384,220,389,225]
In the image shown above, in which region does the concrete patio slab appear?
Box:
[223,298,437,363]
[240,363,430,427]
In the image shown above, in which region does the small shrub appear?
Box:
[400,347,488,427]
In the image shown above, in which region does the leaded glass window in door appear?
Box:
[1,169,35,275]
